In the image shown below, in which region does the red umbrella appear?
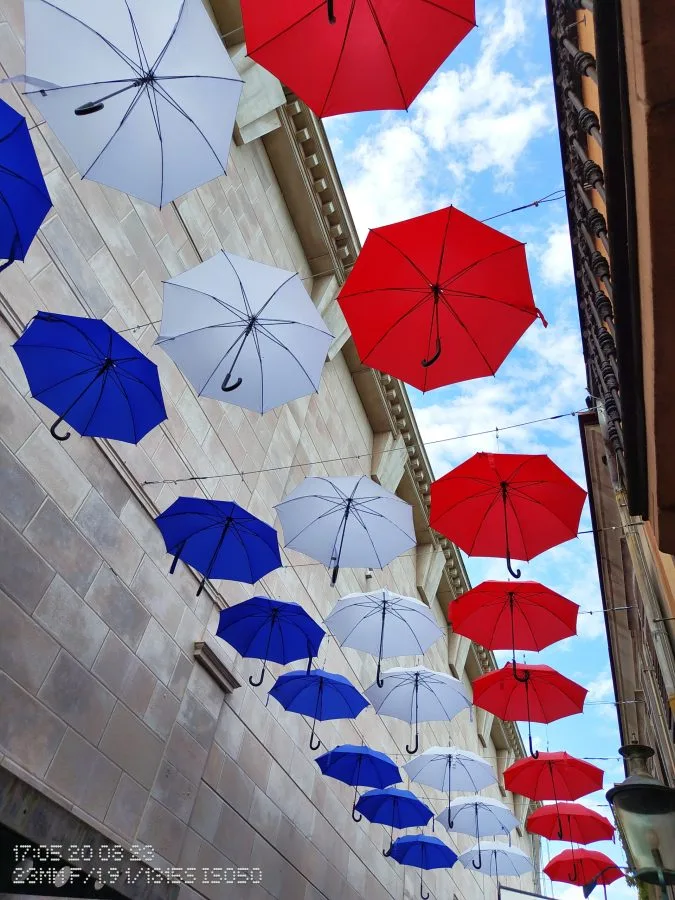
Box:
[544,849,623,887]
[472,663,587,757]
[527,803,615,844]
[430,452,587,578]
[504,752,604,801]
[338,206,545,392]
[241,1,476,118]
[448,580,579,657]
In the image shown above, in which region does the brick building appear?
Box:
[0,2,539,898]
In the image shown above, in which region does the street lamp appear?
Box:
[606,744,675,896]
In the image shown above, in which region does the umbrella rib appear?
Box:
[0,177,30,258]
[78,367,110,437]
[196,324,250,396]
[110,362,165,411]
[219,249,254,318]
[338,286,431,300]
[437,294,497,374]
[245,2,325,56]
[441,244,523,290]
[149,0,186,75]
[254,272,301,318]
[35,313,109,363]
[281,500,350,548]
[124,0,150,71]
[370,230,433,285]
[228,518,256,583]
[319,0,358,118]
[435,206,454,285]
[465,489,502,556]
[255,323,320,390]
[443,286,539,317]
[250,322,266,412]
[81,83,147,182]
[145,83,165,208]
[344,504,385,568]
[506,486,582,534]
[106,365,142,443]
[28,362,103,400]
[363,0,407,109]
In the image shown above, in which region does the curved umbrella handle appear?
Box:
[326,0,336,22]
[382,845,392,858]
[376,658,384,689]
[420,876,430,900]
[351,806,362,823]
[50,415,72,442]
[221,373,243,392]
[331,564,340,586]
[506,551,522,579]
[472,857,483,870]
[512,661,530,683]
[248,663,266,688]
[528,729,540,760]
[406,731,419,755]
[309,719,321,751]
[421,336,442,368]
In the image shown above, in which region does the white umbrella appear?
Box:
[365,666,471,755]
[458,841,533,876]
[156,251,333,413]
[24,0,243,206]
[325,590,444,686]
[275,476,416,585]
[438,795,519,840]
[404,747,496,809]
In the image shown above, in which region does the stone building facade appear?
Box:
[0,1,540,898]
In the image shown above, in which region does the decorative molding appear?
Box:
[194,637,242,694]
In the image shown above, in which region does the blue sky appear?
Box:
[324,0,632,896]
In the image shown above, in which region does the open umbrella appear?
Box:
[275,476,416,585]
[216,596,325,687]
[325,589,443,687]
[472,663,588,758]
[24,0,243,206]
[13,311,166,443]
[448,580,579,668]
[355,788,432,856]
[438,795,519,842]
[269,668,369,749]
[156,251,333,413]
[0,99,51,271]
[526,802,615,844]
[365,666,471,755]
[458,841,533,877]
[389,834,458,899]
[155,498,282,595]
[430,452,587,578]
[504,752,604,802]
[241,0,475,118]
[544,849,623,887]
[404,746,496,811]
[338,206,545,392]
[314,744,401,821]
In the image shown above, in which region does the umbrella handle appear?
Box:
[351,806,362,823]
[50,415,72,442]
[421,336,441,368]
[406,731,419,755]
[420,875,430,900]
[326,0,336,22]
[249,663,266,688]
[505,552,522,579]
[309,732,321,750]
[221,373,243,392]
[382,844,391,858]
[472,857,483,870]
[527,725,540,760]
[512,661,530,683]
[376,658,384,689]
[331,564,339,586]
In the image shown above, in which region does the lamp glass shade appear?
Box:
[608,780,675,886]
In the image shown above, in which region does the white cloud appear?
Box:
[537,223,575,286]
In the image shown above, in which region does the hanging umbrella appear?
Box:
[325,589,444,687]
[355,788,432,856]
[269,668,368,750]
[275,476,416,585]
[24,0,243,206]
[241,0,475,118]
[155,498,282,595]
[388,834,458,900]
[314,744,401,821]
[13,311,166,443]
[365,666,471,755]
[503,752,604,802]
[526,802,615,844]
[438,795,519,841]
[448,581,579,664]
[156,251,333,413]
[458,841,533,877]
[430,452,587,578]
[0,99,51,271]
[404,746,496,812]
[216,596,325,687]
[338,206,545,392]
[544,849,623,887]
[472,663,588,758]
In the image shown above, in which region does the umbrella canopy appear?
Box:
[216,596,324,687]
[155,498,282,595]
[13,311,166,443]
[24,0,243,206]
[503,752,604,802]
[439,796,519,838]
[404,746,496,811]
[356,788,433,855]
[458,841,533,876]
[269,668,368,749]
[430,452,586,578]
[389,834,458,899]
[448,581,579,658]
[241,0,475,118]
[275,475,416,585]
[365,666,471,755]
[338,206,544,392]
[315,744,401,821]
[544,850,623,887]
[0,99,51,271]
[473,663,587,757]
[526,802,615,844]
[157,251,333,413]
[325,589,443,687]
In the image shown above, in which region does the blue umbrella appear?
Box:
[355,788,433,856]
[13,312,166,443]
[156,498,282,596]
[216,596,325,687]
[315,744,401,822]
[0,99,51,271]
[269,668,369,750]
[389,835,458,899]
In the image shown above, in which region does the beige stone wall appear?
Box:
[0,3,538,899]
